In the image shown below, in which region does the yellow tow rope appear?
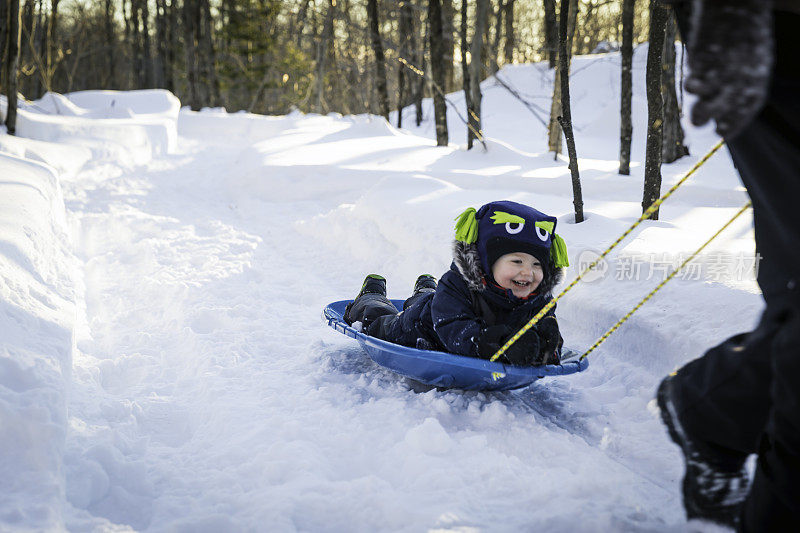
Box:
[579,201,751,360]
[490,140,726,364]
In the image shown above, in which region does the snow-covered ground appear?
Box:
[1,47,761,532]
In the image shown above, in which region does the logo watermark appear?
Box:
[572,250,761,283]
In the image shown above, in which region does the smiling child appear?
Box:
[344,200,569,366]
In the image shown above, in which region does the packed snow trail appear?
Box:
[57,110,709,532]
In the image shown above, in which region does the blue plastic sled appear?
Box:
[323,300,588,391]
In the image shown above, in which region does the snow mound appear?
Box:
[0,132,92,176]
[0,152,77,531]
[2,90,180,164]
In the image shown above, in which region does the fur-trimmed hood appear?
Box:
[452,240,564,298]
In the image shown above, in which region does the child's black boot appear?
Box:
[344,275,398,330]
[413,274,437,294]
[403,275,438,311]
[656,375,750,528]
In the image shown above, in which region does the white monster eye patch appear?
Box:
[505,221,524,234]
[535,226,549,241]
[534,220,554,242]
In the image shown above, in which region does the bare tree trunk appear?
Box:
[460,0,473,148]
[468,0,488,147]
[558,0,583,223]
[200,0,220,106]
[44,0,56,89]
[18,0,31,96]
[415,13,426,127]
[315,0,334,113]
[490,0,504,74]
[35,0,44,95]
[397,0,413,128]
[123,0,133,89]
[0,2,7,93]
[429,0,448,145]
[547,0,576,156]
[366,0,389,119]
[504,0,514,65]
[104,0,116,89]
[154,0,167,88]
[140,0,153,87]
[0,1,7,71]
[442,0,454,92]
[542,0,557,68]
[661,12,689,163]
[167,0,177,93]
[642,0,668,219]
[131,0,143,88]
[4,0,21,134]
[294,0,311,49]
[619,0,635,175]
[183,0,201,109]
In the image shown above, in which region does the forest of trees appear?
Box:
[1,0,689,218]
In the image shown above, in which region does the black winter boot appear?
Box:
[344,275,398,329]
[656,375,750,528]
[357,274,387,297]
[413,274,437,294]
[402,274,438,311]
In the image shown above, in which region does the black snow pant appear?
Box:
[343,291,430,340]
[668,9,800,532]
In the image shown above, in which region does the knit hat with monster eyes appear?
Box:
[454,200,569,281]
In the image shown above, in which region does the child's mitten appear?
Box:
[535,315,563,365]
[476,325,512,359]
[506,328,541,366]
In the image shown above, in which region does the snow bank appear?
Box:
[0,132,92,177]
[0,152,76,531]
[178,107,290,142]
[1,90,180,165]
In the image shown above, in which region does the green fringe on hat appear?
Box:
[551,233,569,268]
[454,207,478,244]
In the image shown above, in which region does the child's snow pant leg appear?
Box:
[344,294,399,330]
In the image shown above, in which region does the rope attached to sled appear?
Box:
[579,201,752,360]
[490,140,726,364]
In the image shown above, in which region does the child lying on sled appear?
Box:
[344,200,569,366]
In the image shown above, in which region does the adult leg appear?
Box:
[667,10,800,463]
[739,304,800,531]
[661,10,800,528]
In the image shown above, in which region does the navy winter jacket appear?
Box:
[375,262,561,362]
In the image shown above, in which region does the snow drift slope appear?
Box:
[0,152,76,531]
